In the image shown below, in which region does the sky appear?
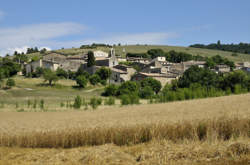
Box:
[0,0,249,56]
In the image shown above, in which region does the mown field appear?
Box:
[0,94,249,164]
[28,45,250,62]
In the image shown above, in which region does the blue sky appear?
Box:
[0,0,249,56]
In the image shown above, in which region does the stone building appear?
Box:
[25,59,59,74]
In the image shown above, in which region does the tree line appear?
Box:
[103,65,250,105]
[190,40,250,54]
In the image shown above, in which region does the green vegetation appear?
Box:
[6,78,15,89]
[43,70,59,86]
[190,41,250,54]
[76,75,88,88]
[87,51,95,67]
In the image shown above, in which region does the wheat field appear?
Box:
[0,94,250,164]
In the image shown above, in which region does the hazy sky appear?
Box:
[0,0,249,55]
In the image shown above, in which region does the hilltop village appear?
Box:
[24,47,250,86]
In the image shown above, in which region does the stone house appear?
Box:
[132,72,179,86]
[215,65,230,73]
[25,59,59,75]
[182,61,206,71]
[110,65,136,83]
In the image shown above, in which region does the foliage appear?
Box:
[126,53,149,58]
[75,67,89,79]
[120,94,140,105]
[139,86,154,99]
[178,66,220,88]
[104,97,115,105]
[26,47,39,54]
[141,77,162,94]
[13,53,28,63]
[43,70,59,86]
[89,97,102,109]
[96,67,111,80]
[76,75,88,88]
[6,78,15,88]
[87,51,96,67]
[117,81,139,96]
[0,58,21,77]
[73,95,82,109]
[103,84,118,96]
[190,41,250,54]
[89,74,101,85]
[56,68,68,79]
[147,49,165,59]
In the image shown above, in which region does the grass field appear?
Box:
[27,45,250,62]
[0,94,249,164]
[0,76,106,112]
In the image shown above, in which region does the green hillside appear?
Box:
[24,45,250,62]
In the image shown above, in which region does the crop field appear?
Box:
[0,94,250,164]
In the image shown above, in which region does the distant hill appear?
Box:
[190,41,250,55]
[25,44,250,62]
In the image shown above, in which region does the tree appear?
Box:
[6,78,15,88]
[76,75,88,88]
[147,49,165,59]
[43,70,59,86]
[87,51,96,67]
[96,67,111,80]
[141,77,162,94]
[103,84,118,96]
[73,95,82,109]
[89,74,101,85]
[76,67,90,78]
[56,68,68,79]
[139,86,154,99]
[118,81,139,96]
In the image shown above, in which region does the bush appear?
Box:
[89,97,102,109]
[120,94,140,105]
[120,95,130,105]
[118,81,139,96]
[104,97,115,105]
[40,99,44,109]
[141,77,162,94]
[43,70,59,86]
[103,84,118,96]
[89,74,101,85]
[56,68,68,79]
[73,95,82,109]
[6,78,15,88]
[139,86,154,99]
[76,75,88,88]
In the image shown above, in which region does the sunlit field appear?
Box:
[0,93,249,164]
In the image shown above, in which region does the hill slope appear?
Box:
[27,45,250,62]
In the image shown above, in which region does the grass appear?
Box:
[0,76,105,111]
[0,93,250,164]
[27,45,250,62]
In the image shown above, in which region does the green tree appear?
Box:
[43,70,59,86]
[103,84,118,96]
[89,74,101,85]
[6,78,15,88]
[96,67,111,80]
[56,68,68,79]
[87,51,96,67]
[73,95,82,109]
[118,81,139,96]
[139,86,154,99]
[141,77,162,94]
[76,75,88,88]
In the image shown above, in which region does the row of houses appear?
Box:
[25,49,250,86]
